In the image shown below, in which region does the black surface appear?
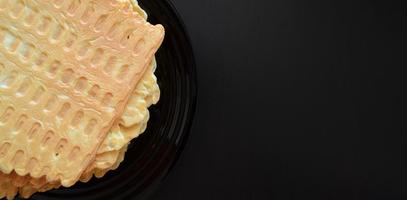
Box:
[150,0,405,200]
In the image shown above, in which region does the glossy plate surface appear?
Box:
[21,0,197,199]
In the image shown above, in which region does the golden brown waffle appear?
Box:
[0,0,164,187]
[0,1,163,199]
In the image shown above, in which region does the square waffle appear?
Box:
[0,0,164,189]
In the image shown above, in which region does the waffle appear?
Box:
[0,0,164,199]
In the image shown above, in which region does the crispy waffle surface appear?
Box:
[0,0,163,199]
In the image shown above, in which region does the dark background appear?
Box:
[151,0,404,199]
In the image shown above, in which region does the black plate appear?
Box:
[21,0,197,199]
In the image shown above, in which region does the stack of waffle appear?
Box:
[0,0,164,199]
